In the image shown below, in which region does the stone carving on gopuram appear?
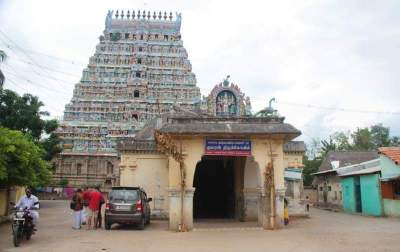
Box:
[53,10,201,189]
[204,75,252,116]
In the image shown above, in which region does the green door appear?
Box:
[341,177,356,213]
[360,174,382,216]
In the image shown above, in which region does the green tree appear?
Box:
[390,136,400,146]
[0,89,61,161]
[0,127,51,186]
[332,131,351,150]
[320,137,337,157]
[303,154,323,186]
[351,124,392,150]
[370,124,391,147]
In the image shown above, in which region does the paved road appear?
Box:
[1,200,400,252]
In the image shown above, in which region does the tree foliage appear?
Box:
[0,89,46,139]
[0,89,62,186]
[0,127,51,186]
[0,89,61,161]
[302,155,323,186]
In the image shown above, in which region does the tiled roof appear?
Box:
[378,147,400,165]
[317,151,378,172]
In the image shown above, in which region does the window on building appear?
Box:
[107,162,114,174]
[137,58,142,64]
[334,191,337,200]
[164,35,168,40]
[134,90,140,98]
[135,71,141,78]
[77,163,82,176]
[125,33,129,39]
[155,34,159,39]
[328,186,332,191]
[140,34,144,40]
[62,163,72,175]
[339,191,342,200]
[319,187,323,191]
[139,47,143,52]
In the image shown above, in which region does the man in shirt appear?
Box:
[15,187,40,225]
[87,186,103,230]
[82,187,92,225]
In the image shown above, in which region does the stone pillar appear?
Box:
[167,137,203,231]
[257,193,270,228]
[168,187,195,231]
[252,139,269,229]
[243,188,259,221]
[252,138,287,229]
[273,141,285,229]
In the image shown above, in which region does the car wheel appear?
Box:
[137,217,145,230]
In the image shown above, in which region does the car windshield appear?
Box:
[109,189,139,201]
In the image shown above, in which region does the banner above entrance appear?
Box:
[205,139,251,156]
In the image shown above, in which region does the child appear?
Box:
[305,196,310,212]
[284,198,289,225]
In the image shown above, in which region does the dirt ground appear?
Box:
[1,200,400,252]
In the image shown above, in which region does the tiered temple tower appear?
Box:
[53,10,201,188]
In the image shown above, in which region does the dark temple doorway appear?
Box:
[193,156,244,219]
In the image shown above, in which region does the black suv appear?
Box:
[105,187,152,230]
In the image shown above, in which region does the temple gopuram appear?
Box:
[53,10,201,188]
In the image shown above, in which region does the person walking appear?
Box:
[96,188,105,229]
[72,189,84,229]
[87,187,102,230]
[305,196,310,212]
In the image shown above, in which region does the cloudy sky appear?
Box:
[1,0,399,142]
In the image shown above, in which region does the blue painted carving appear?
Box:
[105,10,113,30]
[216,90,237,116]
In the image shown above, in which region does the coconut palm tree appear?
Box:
[0,49,6,62]
[0,49,5,88]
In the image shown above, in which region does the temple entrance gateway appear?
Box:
[118,82,302,231]
[193,156,246,219]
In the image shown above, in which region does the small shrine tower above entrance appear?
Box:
[205,75,252,117]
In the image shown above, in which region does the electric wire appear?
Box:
[0,30,80,87]
[2,67,72,95]
[277,100,400,115]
